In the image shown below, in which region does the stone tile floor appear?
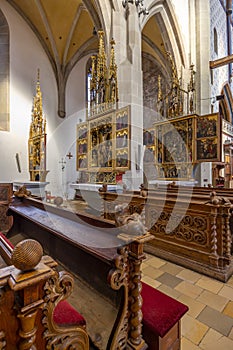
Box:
[67,252,233,349]
[142,254,233,350]
[65,200,233,349]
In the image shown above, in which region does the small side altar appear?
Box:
[28,70,49,182]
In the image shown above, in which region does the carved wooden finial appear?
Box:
[11,239,43,271]
[14,185,31,198]
[115,203,147,236]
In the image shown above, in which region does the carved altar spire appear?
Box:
[96,30,107,104]
[166,51,183,117]
[157,75,163,102]
[88,30,119,117]
[166,51,179,88]
[28,69,48,181]
[108,38,118,103]
[188,63,196,113]
[156,75,164,117]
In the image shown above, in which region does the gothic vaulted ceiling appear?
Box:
[7,0,101,69]
[6,0,102,117]
[6,0,167,117]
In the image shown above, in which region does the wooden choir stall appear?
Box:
[2,191,188,350]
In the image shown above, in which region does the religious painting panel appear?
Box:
[89,171,116,184]
[195,113,220,162]
[76,122,88,170]
[115,105,129,131]
[115,106,131,171]
[116,150,129,169]
[196,138,218,161]
[196,114,218,138]
[153,115,196,180]
[163,120,188,163]
[89,113,113,171]
[143,128,156,164]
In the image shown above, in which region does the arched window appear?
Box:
[214,27,218,55]
[0,10,9,131]
[86,57,92,112]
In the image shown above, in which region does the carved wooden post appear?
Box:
[127,233,153,350]
[107,246,129,350]
[209,204,219,267]
[220,204,232,263]
[7,240,55,350]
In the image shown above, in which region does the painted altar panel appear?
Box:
[76,106,131,183]
[89,113,113,171]
[153,116,195,180]
[115,106,130,170]
[76,122,88,170]
[195,113,220,162]
[143,129,155,163]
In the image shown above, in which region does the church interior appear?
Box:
[0,0,233,349]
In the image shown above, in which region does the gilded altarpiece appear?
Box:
[76,106,130,184]
[153,116,195,180]
[143,113,221,181]
[28,71,48,181]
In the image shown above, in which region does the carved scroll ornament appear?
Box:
[43,270,89,350]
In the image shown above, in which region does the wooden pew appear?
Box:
[99,187,233,281]
[7,195,153,349]
[0,233,89,349]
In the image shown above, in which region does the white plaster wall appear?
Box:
[49,56,89,199]
[0,0,88,198]
[0,1,57,185]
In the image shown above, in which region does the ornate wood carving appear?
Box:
[0,183,12,233]
[0,331,6,350]
[107,246,129,350]
[149,209,208,245]
[127,233,153,350]
[43,270,89,349]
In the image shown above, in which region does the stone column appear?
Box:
[112,4,144,190]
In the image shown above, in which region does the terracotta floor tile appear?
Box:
[159,261,183,275]
[142,275,161,289]
[197,306,233,337]
[199,328,233,350]
[178,294,205,318]
[176,269,201,284]
[156,271,183,288]
[142,265,164,279]
[223,301,233,318]
[229,327,233,340]
[181,337,200,350]
[181,314,209,345]
[197,290,228,312]
[195,276,223,294]
[157,283,182,299]
[145,255,166,269]
[175,280,203,299]
[218,285,233,301]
